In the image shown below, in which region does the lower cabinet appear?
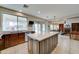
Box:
[0,33,25,50]
[0,39,5,50]
[18,33,25,44]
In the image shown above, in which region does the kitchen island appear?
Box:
[27,32,59,54]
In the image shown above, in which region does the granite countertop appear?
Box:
[27,32,59,41]
[0,30,35,39]
[0,31,27,35]
[0,30,35,35]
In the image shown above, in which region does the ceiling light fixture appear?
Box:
[37,11,40,14]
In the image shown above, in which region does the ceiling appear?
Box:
[0,4,79,21]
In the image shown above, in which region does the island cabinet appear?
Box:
[27,32,58,54]
[0,33,25,50]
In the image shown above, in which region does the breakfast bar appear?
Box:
[27,32,59,54]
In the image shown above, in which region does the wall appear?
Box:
[0,7,48,31]
[0,7,47,22]
[63,18,79,24]
[71,18,79,23]
[0,13,2,31]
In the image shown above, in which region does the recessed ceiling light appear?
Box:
[19,10,22,12]
[37,11,40,14]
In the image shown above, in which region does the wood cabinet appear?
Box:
[0,39,5,50]
[70,23,79,40]
[72,23,79,32]
[0,33,25,50]
[18,33,25,44]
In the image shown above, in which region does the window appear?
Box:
[2,14,28,31]
[34,22,41,33]
[2,14,17,31]
[49,24,59,31]
[53,25,59,30]
[18,17,27,30]
[42,24,46,32]
[50,24,53,30]
[38,23,41,33]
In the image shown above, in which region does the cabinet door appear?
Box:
[18,33,25,44]
[4,35,11,48]
[10,34,18,46]
[72,23,77,31]
[4,34,18,48]
[77,23,79,31]
[0,39,5,50]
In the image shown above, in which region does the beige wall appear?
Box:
[1,7,79,31]
[0,7,47,22]
[71,18,79,23]
[0,7,48,31]
[53,17,79,24]
[0,13,2,31]
[0,7,65,27]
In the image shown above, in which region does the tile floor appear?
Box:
[1,34,79,54]
[52,35,79,54]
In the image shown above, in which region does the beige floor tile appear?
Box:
[52,35,79,54]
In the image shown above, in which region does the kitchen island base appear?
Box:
[28,33,58,54]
